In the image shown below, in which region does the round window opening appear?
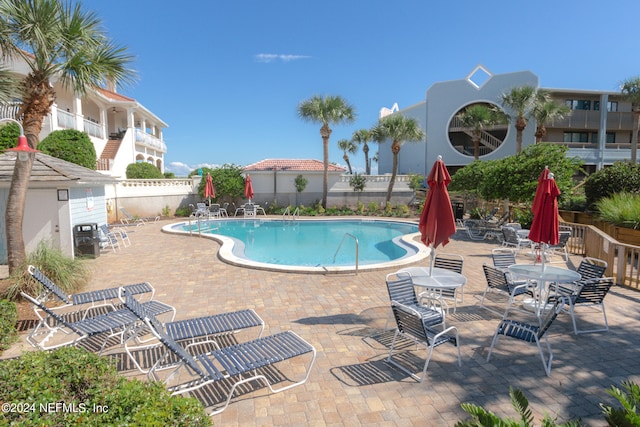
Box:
[447,102,508,158]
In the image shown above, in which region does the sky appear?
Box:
[83,0,639,176]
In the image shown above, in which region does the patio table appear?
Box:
[396,266,467,313]
[508,264,581,316]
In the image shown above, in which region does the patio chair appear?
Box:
[487,297,565,376]
[464,219,502,241]
[423,253,464,308]
[386,301,461,383]
[28,264,156,316]
[548,277,614,335]
[545,230,571,262]
[98,224,121,252]
[244,203,256,218]
[118,287,265,374]
[491,248,529,287]
[501,226,532,252]
[120,290,316,416]
[120,207,160,225]
[480,264,533,316]
[20,291,175,353]
[549,257,607,296]
[385,272,445,330]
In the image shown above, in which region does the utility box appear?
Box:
[74,223,99,258]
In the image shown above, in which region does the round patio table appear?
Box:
[508,264,581,316]
[396,266,467,312]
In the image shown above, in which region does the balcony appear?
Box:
[135,129,167,153]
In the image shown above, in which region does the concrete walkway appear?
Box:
[10,218,640,426]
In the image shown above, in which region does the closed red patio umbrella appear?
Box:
[204,173,215,204]
[419,156,457,269]
[529,166,561,268]
[244,175,254,202]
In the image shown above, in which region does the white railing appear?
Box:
[333,233,359,274]
[135,129,167,152]
[83,119,103,138]
[338,174,410,183]
[0,102,21,120]
[57,109,75,129]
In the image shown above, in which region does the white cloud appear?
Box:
[165,161,220,176]
[254,53,310,63]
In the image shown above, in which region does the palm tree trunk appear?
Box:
[344,154,353,174]
[320,124,331,208]
[473,135,480,160]
[386,152,399,202]
[6,154,34,274]
[363,144,370,175]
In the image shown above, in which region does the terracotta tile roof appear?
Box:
[96,87,135,102]
[244,159,346,172]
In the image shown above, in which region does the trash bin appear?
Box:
[452,202,464,221]
[74,223,100,258]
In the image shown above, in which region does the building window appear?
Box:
[593,101,618,112]
[563,132,590,143]
[607,132,616,143]
[565,99,592,110]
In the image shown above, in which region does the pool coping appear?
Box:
[161,217,431,274]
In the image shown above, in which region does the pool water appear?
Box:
[169,218,423,271]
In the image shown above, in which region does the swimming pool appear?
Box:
[163,218,429,273]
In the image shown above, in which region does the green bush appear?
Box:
[126,162,164,179]
[174,206,192,217]
[0,122,22,151]
[584,161,640,208]
[38,129,97,169]
[0,300,17,352]
[601,380,640,426]
[2,241,91,301]
[595,192,640,229]
[0,347,211,426]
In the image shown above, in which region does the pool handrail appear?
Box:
[333,233,359,275]
[283,206,299,222]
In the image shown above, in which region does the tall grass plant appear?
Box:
[595,192,640,229]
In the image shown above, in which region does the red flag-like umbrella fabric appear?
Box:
[419,156,456,250]
[529,167,561,247]
[244,175,254,202]
[204,173,215,202]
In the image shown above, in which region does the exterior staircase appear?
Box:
[97,138,121,171]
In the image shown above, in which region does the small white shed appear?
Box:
[0,152,116,262]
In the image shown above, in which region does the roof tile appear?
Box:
[243,159,346,172]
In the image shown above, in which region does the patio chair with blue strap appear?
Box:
[28,264,156,318]
[20,291,175,354]
[385,272,446,330]
[120,289,316,415]
[98,224,121,252]
[480,264,534,316]
[429,253,465,308]
[548,257,607,297]
[548,277,614,335]
[501,226,532,252]
[118,287,265,374]
[486,297,565,376]
[386,301,461,383]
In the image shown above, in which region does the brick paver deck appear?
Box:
[9,218,640,426]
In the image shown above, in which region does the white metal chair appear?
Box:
[501,226,532,252]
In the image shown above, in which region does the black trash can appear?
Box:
[74,223,100,258]
[452,202,464,221]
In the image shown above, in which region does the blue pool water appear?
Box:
[170,219,421,269]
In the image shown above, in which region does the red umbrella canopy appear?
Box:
[419,156,456,248]
[204,173,215,200]
[529,167,561,246]
[244,175,254,201]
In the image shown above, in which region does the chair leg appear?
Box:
[536,335,554,376]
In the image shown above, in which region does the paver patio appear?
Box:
[8,218,640,426]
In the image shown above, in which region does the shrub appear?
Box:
[38,129,97,169]
[0,122,21,151]
[174,206,192,217]
[584,161,640,208]
[601,380,640,426]
[0,347,211,426]
[0,300,17,352]
[367,202,379,214]
[595,192,640,229]
[126,162,164,179]
[2,241,91,301]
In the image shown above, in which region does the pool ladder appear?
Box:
[283,206,299,221]
[333,233,359,275]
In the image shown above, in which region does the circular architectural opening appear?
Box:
[447,102,508,157]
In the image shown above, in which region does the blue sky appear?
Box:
[84,0,639,176]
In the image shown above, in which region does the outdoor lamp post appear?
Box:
[0,117,38,161]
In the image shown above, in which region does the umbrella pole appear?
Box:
[428,245,434,276]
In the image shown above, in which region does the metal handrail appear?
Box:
[283,206,299,221]
[333,233,359,274]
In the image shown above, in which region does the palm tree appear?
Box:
[532,98,570,143]
[352,128,372,175]
[500,85,540,153]
[0,0,135,274]
[337,138,358,174]
[371,114,425,202]
[457,104,506,160]
[297,95,356,208]
[620,76,640,163]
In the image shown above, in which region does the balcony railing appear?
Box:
[83,119,103,138]
[57,109,75,129]
[135,129,167,152]
[0,102,21,121]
